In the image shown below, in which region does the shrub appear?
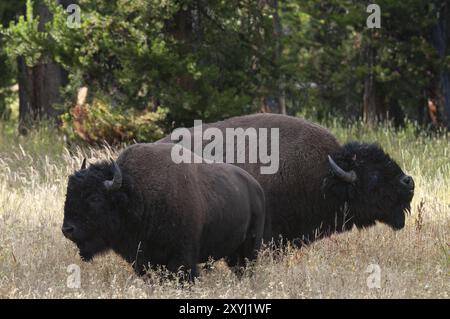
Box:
[61,98,168,145]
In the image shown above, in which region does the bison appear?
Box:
[158,113,415,244]
[62,143,266,280]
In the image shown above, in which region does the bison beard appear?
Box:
[77,238,107,262]
[158,113,415,244]
[62,143,266,280]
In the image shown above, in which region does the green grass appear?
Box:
[325,119,450,204]
[0,117,448,298]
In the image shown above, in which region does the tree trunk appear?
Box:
[169,5,195,92]
[17,56,34,135]
[363,43,377,124]
[430,1,450,129]
[363,37,386,125]
[17,1,69,134]
[272,0,286,114]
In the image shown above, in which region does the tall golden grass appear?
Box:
[0,120,448,298]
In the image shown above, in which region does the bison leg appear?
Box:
[167,254,199,283]
[202,259,215,272]
[225,253,244,278]
[226,242,253,279]
[227,232,262,279]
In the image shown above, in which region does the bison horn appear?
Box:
[104,159,122,191]
[328,155,357,183]
[81,158,87,170]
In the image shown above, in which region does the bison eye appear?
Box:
[87,194,104,206]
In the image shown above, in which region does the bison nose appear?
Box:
[400,175,414,190]
[62,224,75,238]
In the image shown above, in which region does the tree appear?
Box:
[2,0,450,133]
[270,0,287,114]
[4,0,278,127]
[430,0,450,129]
[15,0,72,134]
[281,0,446,128]
[0,0,26,119]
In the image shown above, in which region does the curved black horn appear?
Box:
[104,159,122,190]
[81,158,87,170]
[328,155,357,183]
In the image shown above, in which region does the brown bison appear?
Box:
[62,143,266,279]
[158,113,415,244]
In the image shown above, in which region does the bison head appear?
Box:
[322,143,414,231]
[62,159,127,261]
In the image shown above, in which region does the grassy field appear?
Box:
[0,120,448,298]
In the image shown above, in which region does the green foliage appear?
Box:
[2,0,276,128]
[0,0,449,132]
[0,0,26,118]
[281,0,447,120]
[1,0,48,66]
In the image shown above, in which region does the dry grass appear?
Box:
[0,122,448,298]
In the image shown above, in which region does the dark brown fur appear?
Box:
[62,143,266,279]
[159,113,414,244]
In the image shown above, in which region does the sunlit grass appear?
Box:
[0,118,448,298]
